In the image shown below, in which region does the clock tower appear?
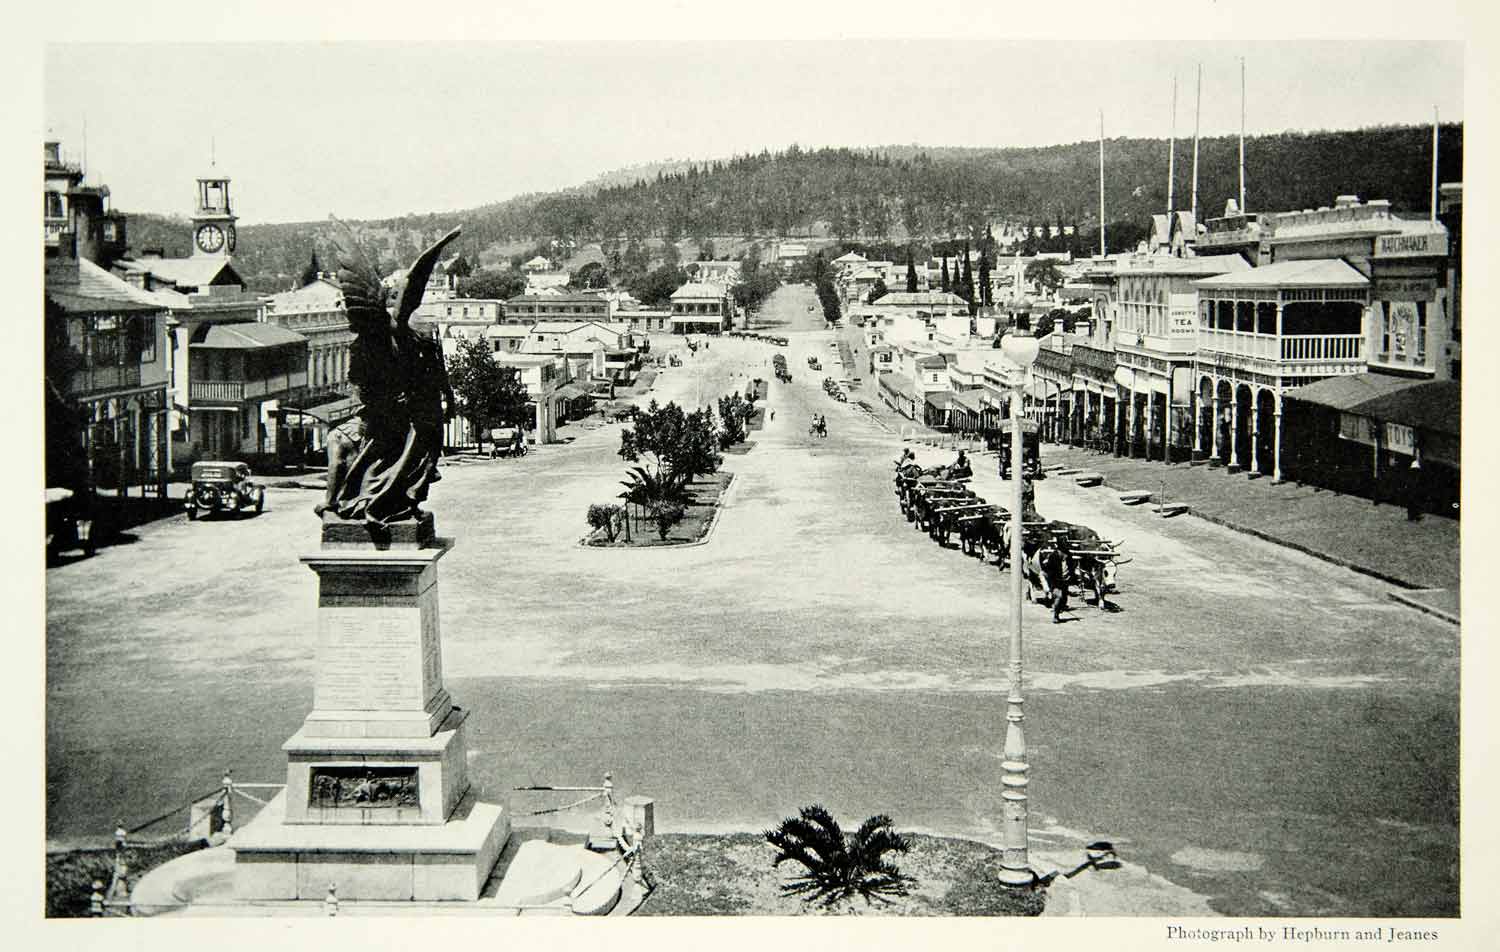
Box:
[191,175,237,258]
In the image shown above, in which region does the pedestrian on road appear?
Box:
[1406,455,1424,522]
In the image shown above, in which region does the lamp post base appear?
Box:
[997,866,1038,887]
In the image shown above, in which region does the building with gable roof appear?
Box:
[112,167,308,468]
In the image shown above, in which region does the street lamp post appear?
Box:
[999,333,1040,887]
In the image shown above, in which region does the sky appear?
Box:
[42,39,1463,226]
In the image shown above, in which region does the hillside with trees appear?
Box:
[118,123,1461,289]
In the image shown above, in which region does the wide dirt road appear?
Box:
[46,283,1457,917]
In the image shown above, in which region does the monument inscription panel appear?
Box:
[315,607,427,711]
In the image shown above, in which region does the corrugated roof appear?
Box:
[1282,372,1413,411]
[46,259,165,313]
[507,292,610,304]
[1347,380,1460,437]
[554,383,591,400]
[924,391,957,409]
[670,282,725,298]
[117,255,242,290]
[877,372,916,400]
[1194,258,1370,290]
[951,390,989,413]
[192,322,307,349]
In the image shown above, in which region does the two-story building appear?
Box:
[1110,254,1249,461]
[115,172,308,468]
[669,283,731,334]
[413,296,505,342]
[502,292,612,326]
[1193,258,1370,480]
[45,257,171,496]
[263,277,357,454]
[491,352,571,444]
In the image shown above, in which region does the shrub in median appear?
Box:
[587,503,622,542]
[765,805,913,908]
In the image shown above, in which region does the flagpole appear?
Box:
[1098,111,1107,257]
[1167,73,1177,221]
[1191,64,1202,228]
[1430,106,1439,223]
[1239,57,1247,213]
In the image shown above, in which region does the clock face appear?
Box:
[226,224,237,253]
[195,224,225,253]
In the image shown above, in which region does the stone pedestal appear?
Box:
[233,517,510,902]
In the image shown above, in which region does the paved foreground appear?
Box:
[46,285,1458,917]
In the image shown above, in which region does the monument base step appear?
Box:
[230,789,510,902]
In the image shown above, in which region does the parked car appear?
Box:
[186,461,265,520]
[45,487,96,559]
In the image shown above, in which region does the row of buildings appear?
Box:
[42,140,741,497]
[854,188,1462,516]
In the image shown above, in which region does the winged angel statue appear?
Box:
[316,221,460,527]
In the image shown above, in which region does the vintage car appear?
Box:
[186,461,265,520]
[488,427,528,458]
[45,487,96,559]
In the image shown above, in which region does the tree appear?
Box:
[446,338,530,454]
[619,399,721,483]
[1024,258,1065,297]
[940,257,950,292]
[865,278,889,305]
[570,261,609,289]
[905,250,918,293]
[960,244,975,305]
[978,250,993,307]
[447,254,474,280]
[299,250,322,287]
[628,265,688,306]
[459,270,527,301]
[765,805,913,908]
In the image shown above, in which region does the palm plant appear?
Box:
[764,805,913,908]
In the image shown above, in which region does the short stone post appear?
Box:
[89,880,105,917]
[323,882,339,916]
[622,796,656,890]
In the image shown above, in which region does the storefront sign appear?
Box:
[1375,230,1448,259]
[1374,277,1437,301]
[1385,422,1416,456]
[1338,412,1377,446]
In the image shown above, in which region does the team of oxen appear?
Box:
[893,455,1129,622]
